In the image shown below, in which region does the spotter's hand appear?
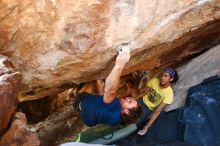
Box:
[138,126,149,136]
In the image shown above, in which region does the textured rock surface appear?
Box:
[0,55,22,134]
[0,0,220,101]
[0,112,40,146]
[29,99,83,146]
[167,45,220,111]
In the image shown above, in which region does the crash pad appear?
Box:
[114,75,220,146]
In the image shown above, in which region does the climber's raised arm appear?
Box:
[103,45,130,104]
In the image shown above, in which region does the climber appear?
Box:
[74,45,142,127]
[136,67,179,135]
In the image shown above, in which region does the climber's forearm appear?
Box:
[104,64,125,103]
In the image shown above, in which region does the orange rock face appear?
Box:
[0,112,40,146]
[0,55,22,134]
[0,0,219,101]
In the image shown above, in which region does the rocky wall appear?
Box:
[0,0,219,101]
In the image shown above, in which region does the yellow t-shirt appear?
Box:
[143,78,173,110]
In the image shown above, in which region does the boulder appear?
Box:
[0,112,40,146]
[0,55,22,134]
[167,45,220,111]
[0,0,220,101]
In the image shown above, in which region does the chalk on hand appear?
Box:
[118,44,131,55]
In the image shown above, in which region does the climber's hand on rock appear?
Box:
[116,45,130,66]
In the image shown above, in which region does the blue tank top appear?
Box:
[80,94,121,127]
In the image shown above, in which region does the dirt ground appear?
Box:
[28,98,87,146]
